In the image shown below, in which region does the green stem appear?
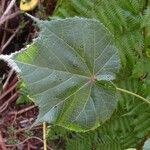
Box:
[116,87,150,105]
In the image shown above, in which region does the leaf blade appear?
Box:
[13,17,120,131]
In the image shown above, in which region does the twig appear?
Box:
[15,105,37,115]
[1,26,20,53]
[0,21,8,50]
[8,75,18,88]
[0,11,20,26]
[0,27,15,33]
[6,136,53,150]
[0,81,18,100]
[0,92,19,113]
[0,0,16,20]
[0,102,8,113]
[1,0,6,15]
[15,126,42,134]
[0,131,7,150]
[3,69,14,91]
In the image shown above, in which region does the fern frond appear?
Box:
[54,0,144,70]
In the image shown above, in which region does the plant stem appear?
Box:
[43,122,47,150]
[1,26,20,53]
[0,92,19,113]
[0,81,18,100]
[0,0,16,20]
[116,87,150,105]
[0,11,20,26]
[3,69,14,90]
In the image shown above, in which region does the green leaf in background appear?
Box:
[16,81,32,105]
[12,17,120,131]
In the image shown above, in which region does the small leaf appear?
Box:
[12,17,120,131]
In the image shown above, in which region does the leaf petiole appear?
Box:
[116,87,150,105]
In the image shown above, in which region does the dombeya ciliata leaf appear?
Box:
[12,17,120,131]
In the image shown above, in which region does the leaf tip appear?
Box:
[26,13,40,23]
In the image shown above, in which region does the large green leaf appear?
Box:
[12,17,120,131]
